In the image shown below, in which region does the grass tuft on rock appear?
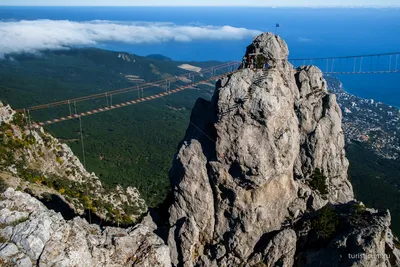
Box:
[309,168,328,196]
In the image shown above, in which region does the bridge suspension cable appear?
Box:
[289,51,400,61]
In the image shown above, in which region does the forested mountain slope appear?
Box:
[0,48,221,207]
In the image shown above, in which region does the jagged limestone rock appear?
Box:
[0,188,171,267]
[246,33,289,68]
[166,32,396,267]
[247,229,297,267]
[168,140,214,265]
[294,65,353,206]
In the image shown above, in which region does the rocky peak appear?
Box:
[244,32,289,69]
[166,32,398,266]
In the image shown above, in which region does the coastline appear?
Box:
[338,81,400,111]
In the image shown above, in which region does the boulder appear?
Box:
[0,188,171,267]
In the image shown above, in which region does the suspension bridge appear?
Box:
[7,50,399,227]
[289,52,400,75]
[17,51,400,127]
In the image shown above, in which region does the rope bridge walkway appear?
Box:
[20,61,241,127]
[19,62,239,112]
[17,51,400,127]
[38,69,238,126]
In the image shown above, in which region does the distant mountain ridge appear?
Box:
[146,54,173,61]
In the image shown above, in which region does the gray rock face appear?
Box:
[0,188,171,267]
[166,32,397,266]
[247,229,297,267]
[246,33,289,68]
[294,66,353,206]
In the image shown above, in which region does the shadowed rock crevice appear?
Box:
[250,229,281,256]
[173,217,187,267]
[37,192,78,220]
[228,162,256,190]
[34,192,132,227]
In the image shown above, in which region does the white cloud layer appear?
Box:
[0,20,261,56]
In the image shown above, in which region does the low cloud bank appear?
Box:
[0,20,261,56]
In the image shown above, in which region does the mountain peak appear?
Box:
[248,32,289,60]
[166,32,399,266]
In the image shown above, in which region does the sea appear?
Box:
[1,6,400,107]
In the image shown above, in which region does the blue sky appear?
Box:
[1,0,399,6]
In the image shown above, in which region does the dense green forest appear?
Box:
[0,48,220,207]
[346,141,400,235]
[1,48,399,237]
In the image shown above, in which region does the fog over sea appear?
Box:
[1,6,399,107]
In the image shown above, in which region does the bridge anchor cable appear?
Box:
[78,115,91,224]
